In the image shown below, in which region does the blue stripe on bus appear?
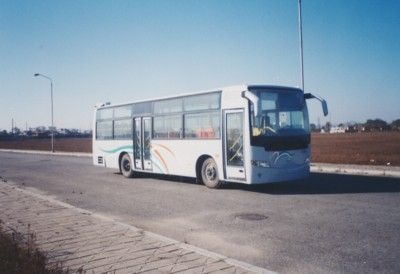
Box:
[99,145,166,174]
[100,145,133,154]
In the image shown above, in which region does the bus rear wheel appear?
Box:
[120,154,134,178]
[201,158,222,188]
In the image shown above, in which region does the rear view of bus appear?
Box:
[243,86,328,184]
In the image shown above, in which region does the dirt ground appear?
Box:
[0,132,399,166]
[0,138,91,153]
[311,132,400,166]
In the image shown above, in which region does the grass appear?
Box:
[0,222,67,274]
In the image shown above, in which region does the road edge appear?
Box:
[310,163,400,178]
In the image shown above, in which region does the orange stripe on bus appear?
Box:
[151,143,175,157]
[153,149,169,174]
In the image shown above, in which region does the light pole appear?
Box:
[34,73,55,152]
[298,0,305,91]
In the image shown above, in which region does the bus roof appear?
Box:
[95,84,302,110]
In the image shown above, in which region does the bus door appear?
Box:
[133,117,152,171]
[223,109,246,181]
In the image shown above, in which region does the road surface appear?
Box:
[0,151,399,273]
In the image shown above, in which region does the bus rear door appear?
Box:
[133,117,152,171]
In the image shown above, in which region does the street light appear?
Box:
[34,73,55,152]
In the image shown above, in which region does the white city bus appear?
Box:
[93,84,327,188]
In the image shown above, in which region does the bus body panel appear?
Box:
[148,139,222,177]
[93,139,223,179]
[93,139,133,169]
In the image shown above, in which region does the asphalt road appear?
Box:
[1,151,399,273]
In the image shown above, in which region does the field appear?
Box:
[0,132,399,166]
[0,138,91,153]
[311,132,400,166]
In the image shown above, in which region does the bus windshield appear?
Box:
[250,89,310,148]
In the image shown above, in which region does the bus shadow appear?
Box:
[124,171,198,184]
[121,171,400,195]
[225,173,400,195]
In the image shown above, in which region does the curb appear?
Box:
[311,164,400,178]
[6,181,276,274]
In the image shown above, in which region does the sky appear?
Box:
[0,0,399,130]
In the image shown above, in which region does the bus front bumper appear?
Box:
[249,164,310,184]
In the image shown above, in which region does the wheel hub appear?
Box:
[205,164,216,181]
[123,160,130,171]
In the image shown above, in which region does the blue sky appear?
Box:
[0,0,399,130]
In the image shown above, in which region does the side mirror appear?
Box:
[321,100,328,116]
[305,93,328,117]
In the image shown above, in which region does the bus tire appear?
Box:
[120,153,134,178]
[201,158,222,188]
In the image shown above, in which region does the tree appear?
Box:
[391,119,400,131]
[324,122,332,133]
[364,119,388,131]
[12,127,21,135]
[310,123,317,132]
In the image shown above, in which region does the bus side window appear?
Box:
[185,112,220,139]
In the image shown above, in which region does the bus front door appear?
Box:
[134,118,142,169]
[134,117,152,171]
[224,109,246,181]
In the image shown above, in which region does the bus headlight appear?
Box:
[251,160,270,168]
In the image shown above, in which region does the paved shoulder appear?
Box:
[0,182,274,274]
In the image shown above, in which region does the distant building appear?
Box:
[345,125,358,133]
[330,126,346,133]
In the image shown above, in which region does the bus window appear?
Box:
[184,112,220,139]
[154,98,182,114]
[114,119,132,139]
[96,120,113,140]
[133,102,152,115]
[96,108,113,120]
[114,105,132,119]
[184,93,220,111]
[153,115,182,139]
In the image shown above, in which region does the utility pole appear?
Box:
[34,73,55,152]
[298,0,305,91]
[11,118,14,134]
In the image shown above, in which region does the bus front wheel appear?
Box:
[120,154,134,178]
[201,158,222,188]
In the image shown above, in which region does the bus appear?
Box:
[93,84,327,188]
